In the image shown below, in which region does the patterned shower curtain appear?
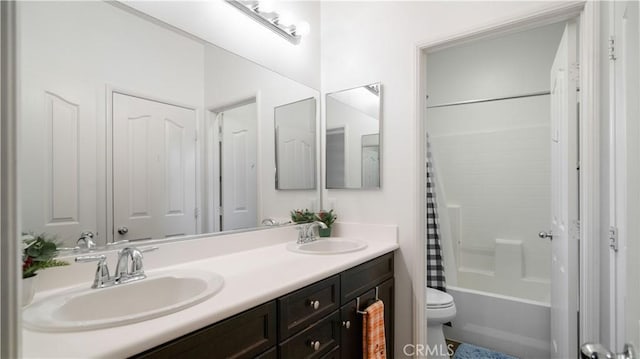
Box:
[426,136,446,292]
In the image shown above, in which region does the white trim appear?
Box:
[578,0,602,345]
[413,43,428,355]
[413,2,600,355]
[1,1,21,357]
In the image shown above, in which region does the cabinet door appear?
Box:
[378,278,394,358]
[340,278,395,359]
[340,289,376,358]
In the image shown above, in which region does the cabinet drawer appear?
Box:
[255,347,277,359]
[133,301,276,359]
[341,253,394,303]
[320,346,340,359]
[278,275,340,339]
[279,311,340,359]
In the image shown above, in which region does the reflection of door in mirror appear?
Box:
[361,134,380,188]
[112,93,197,242]
[219,102,258,231]
[325,83,381,189]
[274,98,317,190]
[21,90,93,244]
[326,127,346,188]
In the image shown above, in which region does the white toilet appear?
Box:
[426,287,456,359]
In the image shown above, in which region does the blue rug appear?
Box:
[453,343,518,359]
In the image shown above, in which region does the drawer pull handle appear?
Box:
[310,340,321,351]
[309,300,320,310]
[342,320,351,329]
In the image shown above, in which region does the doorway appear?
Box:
[414,3,600,358]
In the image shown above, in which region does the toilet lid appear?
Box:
[426,287,454,308]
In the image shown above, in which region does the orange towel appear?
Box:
[363,300,386,359]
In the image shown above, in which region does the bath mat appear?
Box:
[453,343,518,359]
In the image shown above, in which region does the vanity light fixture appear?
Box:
[226,0,310,45]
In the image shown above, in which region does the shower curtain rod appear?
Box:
[426,90,551,109]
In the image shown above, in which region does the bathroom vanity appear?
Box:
[134,253,394,359]
[22,224,398,358]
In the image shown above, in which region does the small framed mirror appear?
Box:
[325,83,381,189]
[274,97,317,190]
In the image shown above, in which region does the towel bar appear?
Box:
[356,286,381,315]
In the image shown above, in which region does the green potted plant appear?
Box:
[22,233,68,306]
[290,209,315,224]
[315,210,337,237]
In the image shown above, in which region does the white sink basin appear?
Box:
[23,269,224,332]
[287,238,368,254]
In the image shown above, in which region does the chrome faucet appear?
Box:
[76,231,97,250]
[75,246,157,289]
[297,221,328,244]
[115,247,157,284]
[261,218,278,226]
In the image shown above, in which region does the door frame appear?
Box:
[105,86,202,244]
[413,1,601,354]
[609,0,640,351]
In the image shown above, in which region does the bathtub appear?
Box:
[443,286,551,359]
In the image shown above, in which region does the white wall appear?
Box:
[122,0,321,90]
[320,1,569,356]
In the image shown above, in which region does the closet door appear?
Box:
[112,93,197,241]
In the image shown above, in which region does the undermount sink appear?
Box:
[23,269,224,332]
[287,238,368,254]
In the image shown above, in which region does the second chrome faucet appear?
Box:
[297,221,328,244]
[75,246,158,289]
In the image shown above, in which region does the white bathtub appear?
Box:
[443,286,550,359]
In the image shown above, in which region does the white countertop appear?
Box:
[22,223,398,358]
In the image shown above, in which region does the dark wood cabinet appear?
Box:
[133,252,394,359]
[132,301,276,359]
[278,275,340,339]
[279,311,340,358]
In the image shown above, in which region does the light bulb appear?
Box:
[257,0,275,13]
[277,10,294,26]
[294,21,310,36]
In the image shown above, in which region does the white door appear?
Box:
[20,90,97,247]
[549,21,579,359]
[220,102,257,231]
[113,93,197,241]
[276,125,315,189]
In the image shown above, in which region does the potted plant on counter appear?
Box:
[315,210,337,237]
[290,209,315,224]
[22,233,69,306]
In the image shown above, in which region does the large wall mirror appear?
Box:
[18,1,320,248]
[325,83,381,189]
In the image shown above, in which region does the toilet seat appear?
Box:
[427,287,454,309]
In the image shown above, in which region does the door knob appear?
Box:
[581,343,635,359]
[538,231,553,240]
[117,226,129,235]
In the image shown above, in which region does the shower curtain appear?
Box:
[426,136,446,292]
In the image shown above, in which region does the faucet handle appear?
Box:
[75,254,111,289]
